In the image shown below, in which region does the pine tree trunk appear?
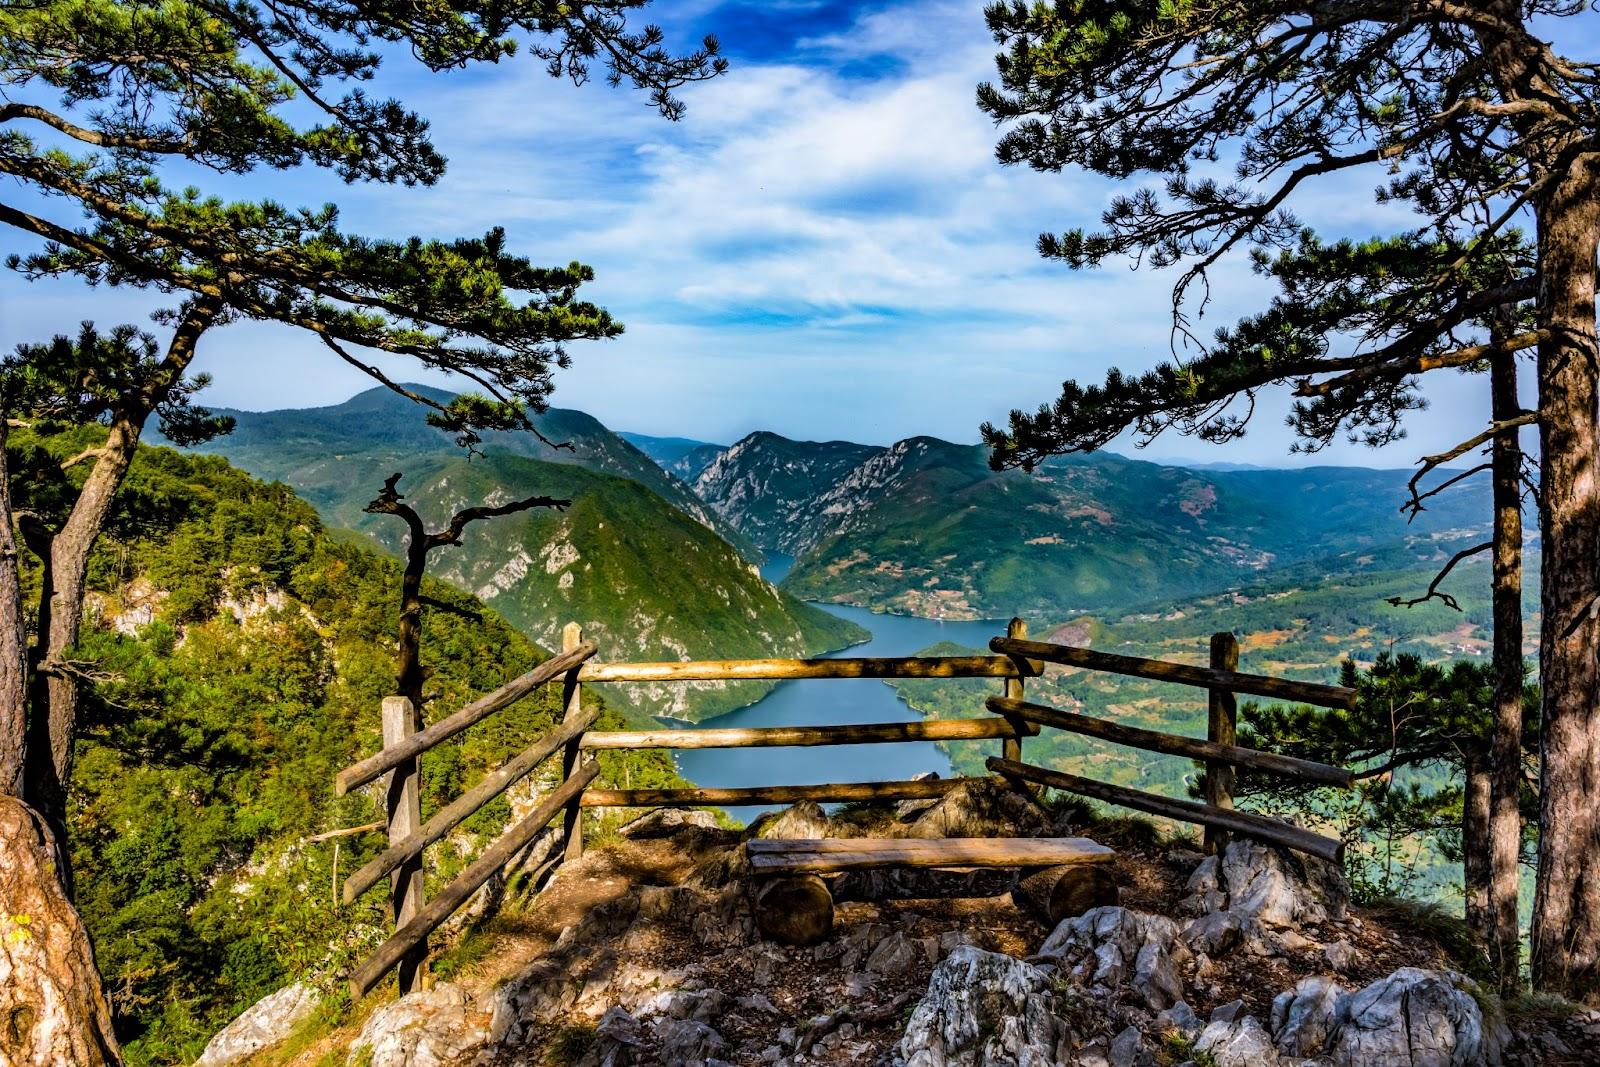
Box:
[1463,751,1491,936]
[1488,340,1527,993]
[0,796,122,1065]
[0,421,28,798]
[1530,158,1600,1002]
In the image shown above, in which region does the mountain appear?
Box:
[620,432,725,482]
[691,432,883,554]
[170,389,863,720]
[688,431,1493,621]
[183,385,757,560]
[62,443,684,1064]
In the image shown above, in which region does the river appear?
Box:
[673,553,1013,824]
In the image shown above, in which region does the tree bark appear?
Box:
[0,420,28,798]
[24,299,220,831]
[0,795,121,1065]
[1463,750,1491,938]
[1530,157,1600,1002]
[1488,337,1527,993]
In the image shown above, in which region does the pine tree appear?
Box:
[0,3,724,1060]
[975,1,1599,1001]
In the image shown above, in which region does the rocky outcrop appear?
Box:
[194,983,317,1067]
[347,983,491,1067]
[1037,906,1185,1010]
[896,947,1071,1066]
[1180,838,1347,957]
[897,778,1050,841]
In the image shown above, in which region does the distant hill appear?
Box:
[166,389,863,720]
[180,385,757,560]
[620,432,725,482]
[685,431,1493,621]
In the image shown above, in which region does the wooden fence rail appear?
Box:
[340,617,1357,999]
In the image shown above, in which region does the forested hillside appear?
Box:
[170,388,864,721]
[54,442,683,1065]
[681,432,1494,620]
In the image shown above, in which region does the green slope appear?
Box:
[52,443,684,1064]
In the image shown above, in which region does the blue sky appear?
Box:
[0,1,1544,465]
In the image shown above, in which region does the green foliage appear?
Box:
[53,443,680,1064]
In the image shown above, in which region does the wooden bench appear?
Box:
[747,835,1114,873]
[745,837,1116,945]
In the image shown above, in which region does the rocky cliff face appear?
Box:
[691,432,883,554]
[213,784,1600,1067]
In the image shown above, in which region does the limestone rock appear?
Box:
[751,801,844,840]
[1181,839,1346,955]
[1270,975,1345,1057]
[619,808,720,839]
[898,946,1070,1066]
[195,983,318,1067]
[348,983,490,1067]
[1036,906,1183,1009]
[1328,967,1495,1067]
[1195,1015,1283,1066]
[900,777,1050,840]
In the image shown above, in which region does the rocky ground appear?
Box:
[210,783,1600,1066]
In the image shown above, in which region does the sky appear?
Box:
[0,0,1551,466]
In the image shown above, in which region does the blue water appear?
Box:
[673,553,1013,824]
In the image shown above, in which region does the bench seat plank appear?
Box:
[747,836,1113,874]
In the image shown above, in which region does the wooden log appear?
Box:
[1205,632,1240,854]
[580,776,970,808]
[381,696,426,994]
[1002,617,1028,765]
[751,875,834,946]
[577,654,1040,683]
[746,836,1114,874]
[348,760,601,998]
[560,623,586,863]
[985,757,1344,864]
[579,716,1036,750]
[1013,864,1120,925]
[335,642,598,796]
[341,705,601,904]
[988,636,1357,710]
[985,697,1352,788]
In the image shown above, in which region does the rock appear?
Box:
[865,931,918,976]
[896,772,944,821]
[1211,999,1247,1024]
[1108,1025,1144,1067]
[1013,865,1120,924]
[576,1006,647,1067]
[751,801,843,840]
[1328,967,1494,1066]
[1037,906,1182,1006]
[1323,939,1359,973]
[1181,840,1347,955]
[348,983,490,1067]
[1179,911,1242,956]
[195,983,318,1067]
[898,946,1071,1066]
[1270,975,1346,1057]
[619,808,720,839]
[1156,1001,1203,1041]
[901,777,1050,840]
[654,1018,727,1065]
[751,875,834,946]
[1195,1015,1282,1066]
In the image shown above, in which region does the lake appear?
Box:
[672,553,1014,823]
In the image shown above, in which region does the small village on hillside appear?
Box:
[3,3,1600,1066]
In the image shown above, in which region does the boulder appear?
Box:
[348,983,490,1067]
[1327,968,1497,1067]
[1036,906,1184,1009]
[751,801,843,840]
[619,808,720,839]
[1181,839,1347,955]
[1270,975,1345,1057]
[194,983,318,1067]
[900,778,1050,840]
[1195,1015,1283,1067]
[898,946,1071,1066]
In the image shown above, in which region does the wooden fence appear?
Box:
[334,618,1355,996]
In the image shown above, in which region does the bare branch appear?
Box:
[1386,541,1493,611]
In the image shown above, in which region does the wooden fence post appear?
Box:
[1002,617,1028,766]
[560,623,586,863]
[1204,632,1239,855]
[381,695,427,993]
